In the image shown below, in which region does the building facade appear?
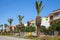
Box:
[48,9,60,25]
[29,18,50,28]
[41,17,50,28]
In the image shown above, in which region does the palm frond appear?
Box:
[39,1,42,8]
[4,24,8,28]
[35,1,43,15]
[36,1,39,14]
[36,1,39,11]
[18,15,24,24]
[21,16,24,20]
[0,24,3,27]
[8,18,13,25]
[40,6,44,14]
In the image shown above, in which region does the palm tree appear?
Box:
[0,24,3,29]
[35,0,43,37]
[8,18,13,26]
[18,15,24,24]
[4,24,8,32]
[0,24,3,32]
[8,18,13,32]
[20,25,26,36]
[0,24,3,26]
[27,21,31,26]
[17,15,24,36]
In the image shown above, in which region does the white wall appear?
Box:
[41,17,50,28]
[24,23,27,26]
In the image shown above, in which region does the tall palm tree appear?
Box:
[8,18,13,32]
[17,15,24,36]
[0,24,3,34]
[0,24,3,32]
[18,15,24,24]
[4,24,8,29]
[0,24,3,27]
[35,0,43,37]
[4,24,8,32]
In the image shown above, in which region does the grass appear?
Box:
[0,32,60,40]
[33,36,60,40]
[0,32,15,37]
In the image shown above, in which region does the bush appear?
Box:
[26,26,36,32]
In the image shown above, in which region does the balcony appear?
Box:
[53,14,60,20]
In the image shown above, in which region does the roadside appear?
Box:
[0,36,31,40]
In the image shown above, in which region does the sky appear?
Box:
[0,0,60,26]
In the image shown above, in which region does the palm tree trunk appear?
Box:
[19,30,20,36]
[58,31,60,35]
[37,27,40,37]
[36,16,41,37]
[4,29,7,34]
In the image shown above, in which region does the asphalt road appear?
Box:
[0,36,30,40]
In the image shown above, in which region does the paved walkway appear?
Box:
[0,36,30,40]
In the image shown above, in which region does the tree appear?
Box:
[8,18,13,26]
[48,25,55,35]
[0,24,3,29]
[18,15,24,24]
[35,0,43,37]
[0,24,3,27]
[27,21,31,26]
[39,26,47,35]
[48,25,55,32]
[39,26,46,32]
[20,26,26,32]
[17,15,24,36]
[8,18,13,32]
[26,26,36,32]
[0,24,3,32]
[26,26,36,36]
[14,27,19,33]
[53,20,60,35]
[4,24,8,32]
[48,20,60,35]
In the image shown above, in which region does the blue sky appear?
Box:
[0,0,60,26]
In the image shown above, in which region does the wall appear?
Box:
[41,17,50,28]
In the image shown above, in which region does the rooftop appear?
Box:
[48,9,60,17]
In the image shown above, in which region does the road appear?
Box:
[0,36,31,40]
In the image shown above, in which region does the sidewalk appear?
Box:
[0,36,31,40]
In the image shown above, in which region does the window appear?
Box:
[46,18,48,21]
[50,16,53,20]
[32,23,35,26]
[50,22,53,25]
[55,13,58,16]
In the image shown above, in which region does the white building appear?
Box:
[41,17,50,28]
[24,23,27,26]
[27,17,50,28]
